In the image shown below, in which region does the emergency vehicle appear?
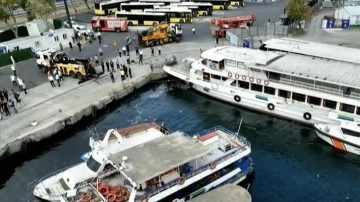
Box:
[91,16,128,32]
[210,15,256,37]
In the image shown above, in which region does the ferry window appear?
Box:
[251,83,262,92]
[219,60,224,70]
[341,128,360,137]
[231,81,236,86]
[211,74,221,80]
[238,81,249,89]
[195,70,202,75]
[221,77,227,81]
[264,86,275,95]
[307,96,321,106]
[323,99,337,109]
[86,156,101,173]
[237,62,246,69]
[250,68,261,72]
[225,59,236,67]
[357,107,360,115]
[278,89,291,99]
[201,59,207,65]
[292,92,306,102]
[339,103,355,113]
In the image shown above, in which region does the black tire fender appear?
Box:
[303,112,312,120]
[267,103,275,110]
[234,95,241,102]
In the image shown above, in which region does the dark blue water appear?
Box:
[0,83,359,202]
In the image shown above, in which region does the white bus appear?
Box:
[144,7,192,23]
[120,2,165,12]
[170,2,213,16]
[115,11,167,26]
[94,0,130,15]
[139,0,181,6]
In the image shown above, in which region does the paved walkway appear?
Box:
[0,40,228,156]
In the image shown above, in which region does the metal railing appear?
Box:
[271,78,360,100]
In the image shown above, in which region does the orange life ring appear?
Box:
[100,186,110,196]
[209,162,217,170]
[107,193,117,202]
[228,72,232,78]
[177,176,186,185]
[235,74,240,79]
[256,78,261,84]
[242,75,246,81]
[111,185,122,194]
[249,77,254,83]
[264,80,269,86]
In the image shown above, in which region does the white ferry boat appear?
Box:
[314,121,360,155]
[33,122,253,201]
[163,40,360,125]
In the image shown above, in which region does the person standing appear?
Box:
[55,73,61,87]
[110,60,115,72]
[158,45,161,55]
[128,65,132,78]
[126,44,130,56]
[138,51,143,65]
[2,100,11,116]
[110,72,115,83]
[48,72,56,87]
[150,61,153,71]
[94,55,99,66]
[120,66,125,80]
[2,89,8,101]
[59,42,63,51]
[11,65,16,76]
[192,26,196,35]
[10,75,18,87]
[77,41,82,52]
[118,48,122,57]
[124,65,128,77]
[116,59,120,70]
[97,32,102,44]
[12,89,21,103]
[98,47,103,56]
[101,60,105,73]
[17,77,24,91]
[58,70,64,82]
[151,47,154,56]
[216,35,219,45]
[21,80,27,94]
[10,100,17,113]
[106,61,110,72]
[135,47,139,56]
[69,41,73,49]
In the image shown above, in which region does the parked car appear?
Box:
[72,24,93,35]
[63,20,77,28]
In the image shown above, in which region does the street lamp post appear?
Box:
[64,0,73,29]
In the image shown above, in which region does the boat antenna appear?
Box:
[236,117,243,135]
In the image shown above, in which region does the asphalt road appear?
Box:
[0,2,289,92]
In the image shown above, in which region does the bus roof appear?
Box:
[115,11,166,16]
[121,2,165,6]
[97,0,130,4]
[193,0,229,2]
[144,7,191,12]
[171,2,213,6]
[140,0,181,3]
[158,5,199,9]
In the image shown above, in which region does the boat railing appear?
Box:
[270,78,360,100]
[141,148,245,199]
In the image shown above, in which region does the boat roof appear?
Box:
[108,132,210,184]
[263,38,360,65]
[264,53,360,88]
[201,46,281,66]
[190,184,252,202]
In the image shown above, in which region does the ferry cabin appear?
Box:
[185,46,360,124]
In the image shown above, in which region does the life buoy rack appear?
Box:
[256,79,261,84]
[249,77,254,83]
[242,75,246,81]
[99,185,110,196]
[267,103,275,111]
[234,95,241,102]
[209,162,217,170]
[228,72,232,78]
[303,112,312,120]
[235,74,240,79]
[178,176,186,185]
[264,80,269,86]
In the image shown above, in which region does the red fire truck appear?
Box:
[210,15,256,37]
[91,16,128,32]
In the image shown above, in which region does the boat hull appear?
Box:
[314,127,360,155]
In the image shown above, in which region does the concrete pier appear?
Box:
[190,184,252,202]
[0,41,228,160]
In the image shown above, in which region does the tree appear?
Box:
[286,0,311,29]
[0,0,21,38]
[19,0,36,21]
[26,0,55,30]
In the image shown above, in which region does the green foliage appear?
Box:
[286,0,311,23]
[26,0,55,29]
[0,48,33,67]
[0,0,22,37]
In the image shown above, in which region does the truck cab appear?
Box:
[35,49,57,73]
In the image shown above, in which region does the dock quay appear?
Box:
[0,41,228,161]
[190,184,252,202]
